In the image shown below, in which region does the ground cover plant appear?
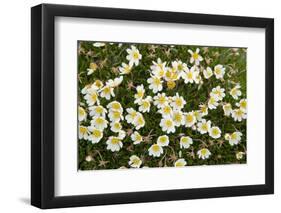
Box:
[78,41,247,170]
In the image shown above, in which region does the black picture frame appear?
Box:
[31,3,274,209]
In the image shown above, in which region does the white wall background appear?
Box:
[0,0,279,212]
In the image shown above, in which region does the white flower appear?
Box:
[106,136,123,152]
[184,112,196,127]
[197,148,211,159]
[171,93,186,110]
[225,131,242,146]
[208,97,219,109]
[223,103,232,116]
[199,104,208,116]
[203,67,213,79]
[157,135,169,147]
[164,68,179,82]
[79,125,89,140]
[110,122,122,133]
[193,110,203,122]
[119,63,132,75]
[133,112,145,130]
[125,108,138,124]
[90,116,108,130]
[174,158,187,167]
[214,64,225,79]
[87,62,98,75]
[108,110,124,122]
[93,42,105,47]
[131,131,143,144]
[210,86,225,101]
[147,75,163,93]
[92,80,104,90]
[138,96,152,113]
[172,60,188,75]
[232,108,247,122]
[181,67,193,84]
[118,130,126,140]
[158,105,173,118]
[81,84,92,95]
[172,110,185,127]
[134,85,145,104]
[99,85,115,100]
[153,93,169,109]
[148,144,164,157]
[197,119,211,134]
[84,89,100,106]
[128,155,142,168]
[236,152,245,160]
[107,101,123,112]
[151,58,167,78]
[87,127,103,144]
[208,126,221,139]
[180,136,193,149]
[126,45,142,66]
[160,117,175,133]
[230,85,242,100]
[188,48,203,65]
[78,106,87,122]
[107,76,123,88]
[85,155,93,162]
[89,105,107,117]
[236,98,247,112]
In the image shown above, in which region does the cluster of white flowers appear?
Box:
[78,76,126,152]
[79,44,247,169]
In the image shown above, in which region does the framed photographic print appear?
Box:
[31,3,274,209]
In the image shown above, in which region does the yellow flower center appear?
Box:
[158,96,166,104]
[137,116,144,125]
[215,68,221,75]
[111,103,121,110]
[212,128,219,136]
[178,64,183,71]
[92,129,102,138]
[103,87,111,94]
[159,136,167,144]
[240,100,247,109]
[174,113,182,122]
[96,117,104,125]
[186,114,194,123]
[187,72,193,79]
[201,123,208,131]
[80,126,87,134]
[163,106,171,114]
[91,93,98,101]
[231,133,238,140]
[165,120,173,127]
[111,137,120,144]
[132,158,140,165]
[153,77,161,86]
[136,91,144,98]
[90,62,98,70]
[152,145,160,152]
[133,52,139,59]
[95,107,103,114]
[79,108,85,116]
[175,98,182,106]
[135,134,142,141]
[193,53,199,60]
[112,111,121,119]
[142,101,150,108]
[94,80,103,88]
[201,149,207,156]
